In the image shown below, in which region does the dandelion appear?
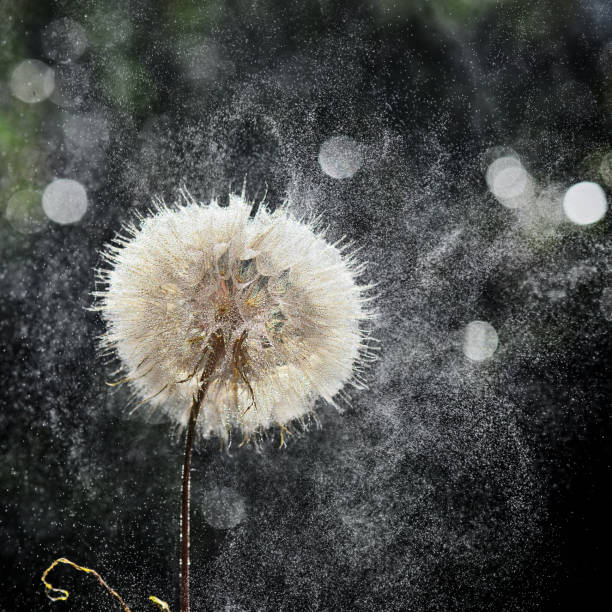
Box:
[97,189,373,439]
[90,188,374,611]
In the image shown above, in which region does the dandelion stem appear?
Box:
[180,332,225,612]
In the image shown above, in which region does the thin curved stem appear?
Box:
[181,332,225,612]
[41,557,131,611]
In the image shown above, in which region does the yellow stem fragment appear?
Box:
[149,595,171,610]
[41,557,131,611]
[275,422,293,449]
[41,557,170,611]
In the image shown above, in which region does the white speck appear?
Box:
[42,179,88,224]
[463,321,499,362]
[5,190,47,234]
[485,156,531,206]
[9,59,55,104]
[200,486,246,530]
[41,18,88,63]
[562,181,607,225]
[318,135,363,179]
[600,287,612,322]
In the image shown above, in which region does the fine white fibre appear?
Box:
[95,190,375,444]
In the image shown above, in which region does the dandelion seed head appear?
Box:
[98,192,373,443]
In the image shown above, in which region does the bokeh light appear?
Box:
[5,190,47,234]
[41,18,88,63]
[463,320,499,362]
[9,59,55,104]
[42,179,88,225]
[199,486,246,530]
[562,181,608,225]
[318,135,363,179]
[485,155,532,208]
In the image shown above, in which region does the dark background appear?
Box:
[1,1,610,610]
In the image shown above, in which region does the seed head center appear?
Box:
[212,279,242,329]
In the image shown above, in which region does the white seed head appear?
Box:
[96,191,374,444]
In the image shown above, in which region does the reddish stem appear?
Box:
[181,332,224,612]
